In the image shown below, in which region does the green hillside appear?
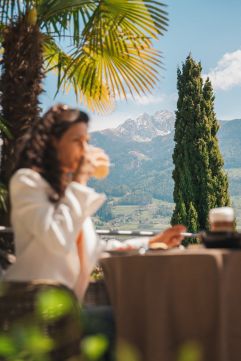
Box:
[91,119,241,231]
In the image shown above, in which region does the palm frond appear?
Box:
[37,0,96,21]
[37,0,97,46]
[83,0,168,46]
[38,0,168,48]
[0,0,25,24]
[0,0,43,29]
[1,0,168,112]
[76,0,167,99]
[43,1,167,106]
[43,36,114,113]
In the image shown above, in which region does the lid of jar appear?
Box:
[209,207,234,223]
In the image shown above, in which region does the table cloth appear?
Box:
[101,248,237,361]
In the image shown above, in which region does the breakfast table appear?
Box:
[101,247,241,361]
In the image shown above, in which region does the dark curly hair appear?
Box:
[14,104,89,202]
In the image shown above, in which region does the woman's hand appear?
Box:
[148,225,186,249]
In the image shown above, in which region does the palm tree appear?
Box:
[0,0,168,183]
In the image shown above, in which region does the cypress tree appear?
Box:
[202,78,230,210]
[171,55,231,237]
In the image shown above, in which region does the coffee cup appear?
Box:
[209,207,235,232]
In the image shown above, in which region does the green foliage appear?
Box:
[187,202,199,234]
[81,335,109,361]
[89,181,130,198]
[0,325,54,361]
[12,325,54,357]
[117,192,152,206]
[0,335,17,358]
[96,202,113,222]
[177,342,202,361]
[172,193,187,225]
[116,340,140,361]
[0,286,110,361]
[172,55,231,237]
[36,288,75,322]
[93,198,173,232]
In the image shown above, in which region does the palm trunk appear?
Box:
[0,17,44,226]
[0,17,44,184]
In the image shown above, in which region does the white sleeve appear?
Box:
[10,170,106,255]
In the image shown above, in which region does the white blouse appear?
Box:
[4,169,149,299]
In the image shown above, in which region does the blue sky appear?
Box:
[41,0,241,131]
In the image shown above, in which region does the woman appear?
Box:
[4,104,186,300]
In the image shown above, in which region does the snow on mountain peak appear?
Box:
[100,110,175,142]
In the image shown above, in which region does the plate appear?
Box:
[202,231,241,249]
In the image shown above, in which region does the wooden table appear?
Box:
[101,248,241,361]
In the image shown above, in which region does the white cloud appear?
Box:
[117,92,177,106]
[90,112,131,132]
[204,49,241,90]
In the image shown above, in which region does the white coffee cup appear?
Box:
[209,207,235,232]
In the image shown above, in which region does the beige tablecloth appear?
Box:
[101,248,240,361]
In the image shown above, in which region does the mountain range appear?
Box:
[90,111,241,226]
[103,110,174,142]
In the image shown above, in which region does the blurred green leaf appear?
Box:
[10,325,54,361]
[177,342,202,361]
[116,340,140,361]
[81,334,109,361]
[0,334,17,357]
[22,327,54,354]
[36,288,74,321]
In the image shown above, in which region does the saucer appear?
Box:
[202,231,241,249]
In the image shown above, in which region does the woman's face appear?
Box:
[54,122,89,173]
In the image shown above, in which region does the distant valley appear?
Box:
[90,111,241,230]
